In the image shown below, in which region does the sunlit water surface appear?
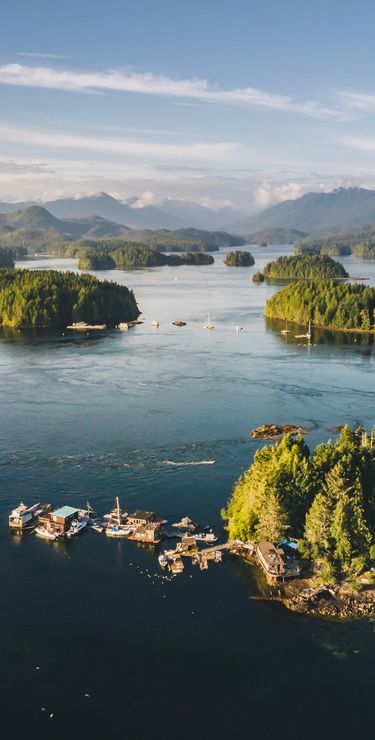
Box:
[0,245,374,739]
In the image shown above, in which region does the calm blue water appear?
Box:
[1,246,374,739]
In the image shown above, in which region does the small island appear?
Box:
[265,279,375,332]
[0,269,139,329]
[224,250,255,267]
[263,254,348,280]
[78,245,214,270]
[252,271,264,283]
[222,426,375,620]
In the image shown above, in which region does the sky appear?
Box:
[2,0,375,213]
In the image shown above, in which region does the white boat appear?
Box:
[9,502,49,529]
[158,553,168,568]
[295,320,312,341]
[35,526,59,541]
[117,322,129,330]
[91,523,104,533]
[105,525,129,538]
[194,532,218,543]
[236,325,243,332]
[281,319,290,335]
[203,314,215,330]
[103,497,128,525]
[151,321,160,328]
[67,519,88,538]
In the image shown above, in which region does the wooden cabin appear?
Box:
[38,505,79,535]
[256,540,300,580]
[128,521,162,544]
[127,510,156,527]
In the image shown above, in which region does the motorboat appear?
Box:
[35,526,59,541]
[67,519,88,538]
[151,321,160,328]
[105,525,129,538]
[236,325,243,332]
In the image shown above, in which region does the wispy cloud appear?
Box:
[17,52,73,60]
[336,90,375,112]
[0,63,351,120]
[0,122,238,161]
[338,134,375,153]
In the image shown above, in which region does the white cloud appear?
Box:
[0,122,238,161]
[337,134,375,153]
[336,90,375,112]
[0,63,350,120]
[130,190,160,208]
[252,181,304,210]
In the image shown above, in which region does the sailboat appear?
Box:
[203,314,215,330]
[281,319,290,335]
[105,497,129,538]
[295,320,312,341]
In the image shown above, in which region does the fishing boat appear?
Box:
[103,497,128,525]
[78,501,98,524]
[8,502,50,530]
[105,497,130,537]
[35,525,59,541]
[203,314,215,330]
[67,519,88,538]
[281,319,290,335]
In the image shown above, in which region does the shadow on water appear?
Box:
[265,316,375,348]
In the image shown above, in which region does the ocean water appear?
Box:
[1,246,374,739]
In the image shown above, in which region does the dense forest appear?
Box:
[224,250,255,266]
[79,245,214,269]
[265,280,375,331]
[247,228,308,245]
[222,427,375,579]
[296,224,375,259]
[263,254,348,280]
[0,248,15,268]
[0,269,139,328]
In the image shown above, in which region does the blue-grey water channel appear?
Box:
[0,245,374,739]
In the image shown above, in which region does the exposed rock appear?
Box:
[250,424,310,439]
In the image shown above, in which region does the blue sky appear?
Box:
[1,0,375,212]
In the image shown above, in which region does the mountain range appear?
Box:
[230,187,375,234]
[0,193,243,231]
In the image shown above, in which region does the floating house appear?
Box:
[127,510,163,543]
[127,510,156,527]
[38,506,79,536]
[9,502,50,529]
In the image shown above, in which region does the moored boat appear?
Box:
[67,519,88,538]
[35,525,59,541]
[158,553,169,568]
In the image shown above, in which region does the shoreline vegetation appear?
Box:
[265,279,375,333]
[222,426,375,621]
[0,269,139,328]
[263,254,348,280]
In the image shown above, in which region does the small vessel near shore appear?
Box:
[203,314,215,330]
[66,322,107,330]
[281,319,290,335]
[105,497,130,537]
[9,502,50,530]
[35,525,60,541]
[172,320,187,327]
[295,320,312,341]
[151,320,160,328]
[78,502,98,524]
[67,519,88,538]
[117,322,129,330]
[158,553,169,568]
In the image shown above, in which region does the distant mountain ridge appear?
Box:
[229,187,375,234]
[0,193,244,231]
[0,206,130,239]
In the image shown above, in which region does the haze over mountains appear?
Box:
[0,193,243,232]
[2,187,375,238]
[231,187,375,234]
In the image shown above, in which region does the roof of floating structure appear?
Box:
[52,506,79,518]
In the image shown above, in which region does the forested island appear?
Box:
[263,254,348,280]
[265,280,375,331]
[246,228,308,246]
[222,427,375,617]
[224,250,255,266]
[78,245,214,269]
[295,224,375,259]
[0,269,139,328]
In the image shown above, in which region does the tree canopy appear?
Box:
[222,427,375,578]
[263,254,348,280]
[0,269,139,328]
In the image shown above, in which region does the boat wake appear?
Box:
[163,460,215,466]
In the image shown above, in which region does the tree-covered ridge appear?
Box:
[263,254,348,279]
[0,227,74,255]
[224,250,255,266]
[295,224,375,259]
[0,269,139,328]
[247,228,308,245]
[265,280,375,331]
[222,427,375,578]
